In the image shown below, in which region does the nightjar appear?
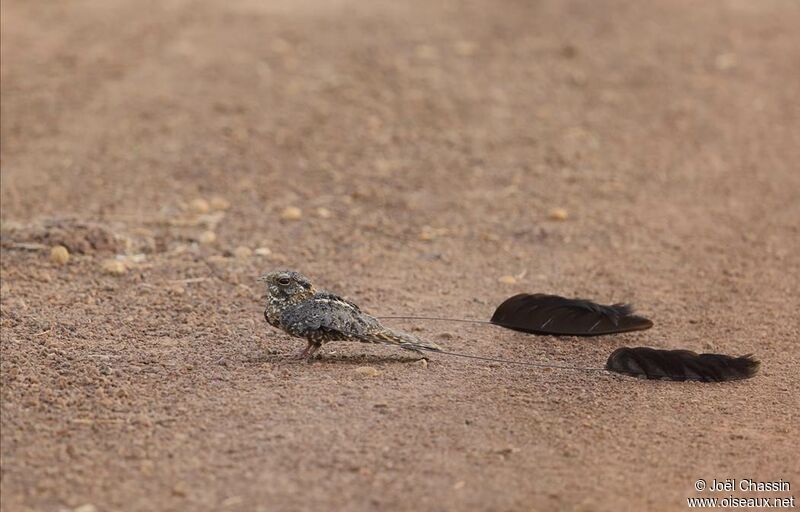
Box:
[260,270,442,359]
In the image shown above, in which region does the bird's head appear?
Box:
[259,270,316,304]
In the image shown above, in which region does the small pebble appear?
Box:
[419,226,447,241]
[209,196,230,211]
[715,52,738,71]
[495,446,519,456]
[354,366,380,377]
[233,246,252,258]
[548,207,569,221]
[101,260,127,276]
[254,247,272,256]
[453,41,477,56]
[168,285,186,295]
[415,358,428,369]
[189,198,210,214]
[498,275,517,284]
[172,482,188,497]
[316,207,332,219]
[49,245,70,265]
[280,206,303,220]
[198,231,217,244]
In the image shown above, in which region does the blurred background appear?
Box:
[2,1,798,263]
[2,1,799,511]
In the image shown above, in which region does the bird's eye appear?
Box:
[277,277,291,286]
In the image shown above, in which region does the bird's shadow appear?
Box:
[244,351,425,366]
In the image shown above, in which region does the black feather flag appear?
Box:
[490,293,653,336]
[605,347,760,382]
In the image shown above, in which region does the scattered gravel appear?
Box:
[280,207,303,220]
[189,198,211,214]
[354,366,380,377]
[210,197,231,211]
[198,231,217,244]
[548,208,569,221]
[49,245,70,265]
[100,259,127,275]
[233,246,253,258]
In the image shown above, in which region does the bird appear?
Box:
[260,270,442,359]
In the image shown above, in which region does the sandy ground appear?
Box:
[2,0,799,510]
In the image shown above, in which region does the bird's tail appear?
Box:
[359,327,442,353]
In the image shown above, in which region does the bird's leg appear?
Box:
[296,340,322,361]
[304,343,323,360]
[410,350,429,362]
[297,340,315,359]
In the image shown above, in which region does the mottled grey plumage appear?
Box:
[260,270,441,359]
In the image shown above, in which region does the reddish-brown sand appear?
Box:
[2,1,799,511]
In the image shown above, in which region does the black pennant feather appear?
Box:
[605,347,760,382]
[490,293,654,336]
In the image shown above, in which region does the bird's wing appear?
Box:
[312,291,362,312]
[279,294,378,338]
[280,294,440,352]
[281,293,441,351]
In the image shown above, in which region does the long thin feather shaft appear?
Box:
[378,315,494,325]
[416,346,606,372]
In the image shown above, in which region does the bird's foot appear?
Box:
[296,341,322,361]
